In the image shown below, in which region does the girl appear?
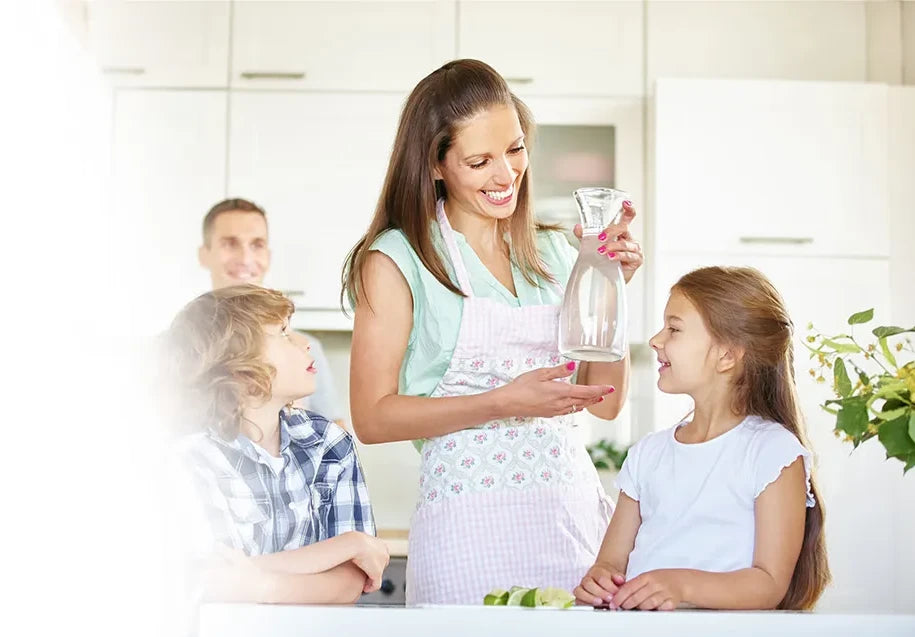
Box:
[575,266,830,611]
[165,285,388,604]
[343,59,644,605]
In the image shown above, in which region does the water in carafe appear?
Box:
[558,187,629,362]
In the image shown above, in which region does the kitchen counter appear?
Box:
[376,528,408,557]
[199,604,915,637]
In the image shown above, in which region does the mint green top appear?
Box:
[370,222,578,399]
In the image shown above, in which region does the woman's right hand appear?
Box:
[574,563,627,607]
[344,531,391,593]
[496,362,613,419]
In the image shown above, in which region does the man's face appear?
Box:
[198,211,270,289]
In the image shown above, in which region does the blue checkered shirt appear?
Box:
[176,407,375,556]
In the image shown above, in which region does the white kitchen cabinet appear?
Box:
[458,1,644,97]
[653,79,889,259]
[87,1,230,88]
[227,92,403,311]
[112,90,227,332]
[646,1,868,89]
[648,253,899,612]
[230,1,455,91]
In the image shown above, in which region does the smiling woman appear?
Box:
[342,59,645,605]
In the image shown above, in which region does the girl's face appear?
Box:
[648,290,721,396]
[434,103,528,222]
[261,320,316,402]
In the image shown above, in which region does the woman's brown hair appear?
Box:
[672,266,831,610]
[162,284,293,440]
[342,58,557,307]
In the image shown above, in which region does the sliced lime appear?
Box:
[520,587,541,608]
[506,588,530,606]
[483,589,509,606]
[539,587,575,609]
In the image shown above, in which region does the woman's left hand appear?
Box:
[574,199,644,284]
[609,568,684,611]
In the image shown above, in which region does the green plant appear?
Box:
[586,439,629,471]
[805,308,915,474]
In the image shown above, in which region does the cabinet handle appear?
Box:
[240,71,306,80]
[102,66,145,75]
[504,77,534,85]
[739,236,814,245]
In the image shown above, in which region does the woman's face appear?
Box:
[434,103,528,221]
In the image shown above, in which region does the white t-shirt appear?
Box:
[615,415,814,580]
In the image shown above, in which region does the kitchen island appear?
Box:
[199,603,915,637]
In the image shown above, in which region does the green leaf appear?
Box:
[833,358,852,398]
[857,370,871,386]
[905,455,914,474]
[819,404,839,416]
[872,326,915,339]
[875,407,909,421]
[848,309,874,325]
[909,411,915,446]
[878,337,898,368]
[836,397,869,438]
[878,413,915,459]
[822,338,861,354]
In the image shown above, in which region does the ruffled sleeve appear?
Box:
[614,439,642,501]
[753,428,815,508]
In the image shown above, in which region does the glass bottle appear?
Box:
[558,187,629,362]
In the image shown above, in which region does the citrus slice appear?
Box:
[520,587,541,608]
[506,588,530,606]
[483,589,509,606]
[539,587,575,609]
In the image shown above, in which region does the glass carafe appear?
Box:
[558,187,629,362]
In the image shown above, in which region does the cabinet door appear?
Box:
[227,92,403,310]
[649,253,899,612]
[458,1,644,97]
[112,90,227,332]
[87,1,230,87]
[653,79,888,258]
[231,1,455,91]
[646,0,867,87]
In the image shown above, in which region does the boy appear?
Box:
[164,284,387,604]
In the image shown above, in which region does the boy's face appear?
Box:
[198,211,270,290]
[261,321,317,402]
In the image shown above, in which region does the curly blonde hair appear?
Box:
[163,285,294,440]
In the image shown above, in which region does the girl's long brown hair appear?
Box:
[673,266,831,610]
[342,59,557,307]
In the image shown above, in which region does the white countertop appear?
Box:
[199,604,915,637]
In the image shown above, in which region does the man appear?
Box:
[198,198,345,425]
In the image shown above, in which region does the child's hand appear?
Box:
[574,563,626,606]
[609,569,682,610]
[344,531,390,593]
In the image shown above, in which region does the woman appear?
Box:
[343,59,644,604]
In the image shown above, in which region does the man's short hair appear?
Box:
[202,198,267,244]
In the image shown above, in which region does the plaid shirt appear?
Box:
[175,407,375,556]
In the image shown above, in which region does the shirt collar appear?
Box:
[206,407,322,462]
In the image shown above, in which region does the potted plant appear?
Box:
[805,309,914,473]
[586,438,630,498]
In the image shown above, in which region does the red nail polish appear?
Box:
[566,361,576,371]
[597,245,607,254]
[598,232,607,241]
[608,252,617,258]
[599,396,604,402]
[608,386,615,393]
[623,200,632,208]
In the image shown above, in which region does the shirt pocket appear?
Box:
[303,482,335,541]
[216,478,271,553]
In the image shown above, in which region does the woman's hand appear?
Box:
[609,569,684,611]
[495,362,614,419]
[574,563,627,607]
[574,199,644,284]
